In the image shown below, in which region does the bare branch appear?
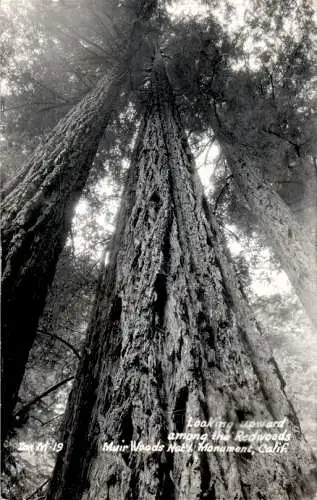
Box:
[265,127,301,157]
[26,478,50,500]
[14,376,74,419]
[26,75,69,103]
[213,175,233,214]
[37,328,81,359]
[41,414,63,428]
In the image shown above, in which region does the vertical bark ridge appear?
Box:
[47,56,317,500]
[45,114,150,499]
[199,198,300,425]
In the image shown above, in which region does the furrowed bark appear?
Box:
[46,54,317,500]
[224,146,317,331]
[1,0,160,443]
[1,65,126,443]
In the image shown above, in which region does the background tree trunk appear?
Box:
[46,55,317,500]
[1,65,126,443]
[223,146,317,331]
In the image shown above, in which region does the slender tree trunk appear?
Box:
[223,145,317,331]
[1,65,126,443]
[46,55,317,500]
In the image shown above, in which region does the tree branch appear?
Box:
[26,478,50,500]
[41,414,63,428]
[52,20,110,58]
[14,376,74,419]
[213,175,233,214]
[26,75,69,103]
[4,101,66,112]
[37,328,81,359]
[265,128,301,157]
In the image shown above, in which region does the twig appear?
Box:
[37,328,81,359]
[14,376,74,419]
[223,225,240,241]
[41,414,63,428]
[265,128,301,157]
[25,478,50,500]
[213,175,233,214]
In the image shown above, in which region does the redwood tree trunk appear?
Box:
[46,55,317,500]
[223,145,317,331]
[1,65,126,443]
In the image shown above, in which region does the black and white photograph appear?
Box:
[1,0,317,498]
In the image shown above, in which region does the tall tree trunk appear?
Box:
[1,65,126,443]
[223,145,317,331]
[46,54,317,500]
[1,0,159,440]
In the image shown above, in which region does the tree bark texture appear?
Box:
[223,146,317,332]
[46,56,317,500]
[1,66,126,443]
